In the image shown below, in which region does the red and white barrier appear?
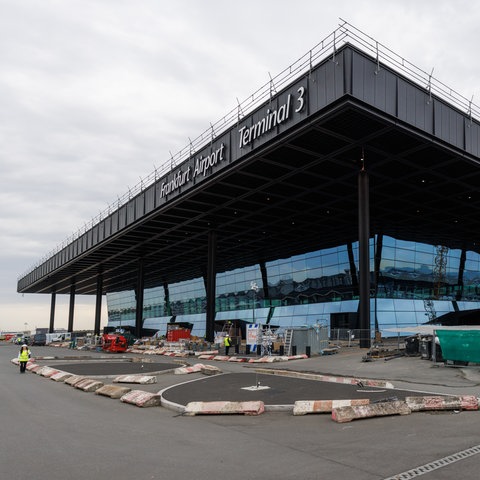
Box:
[74,379,104,392]
[113,375,157,384]
[120,390,162,407]
[293,399,370,415]
[174,364,205,375]
[64,375,87,387]
[405,395,479,412]
[50,371,73,382]
[184,401,265,416]
[332,401,411,423]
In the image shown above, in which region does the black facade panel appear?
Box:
[127,200,135,224]
[110,211,118,234]
[104,217,111,238]
[118,206,127,230]
[145,185,155,213]
[466,121,480,157]
[435,102,465,148]
[98,221,105,242]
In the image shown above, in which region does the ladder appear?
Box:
[284,329,293,356]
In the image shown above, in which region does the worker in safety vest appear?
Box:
[18,344,31,373]
[224,334,232,356]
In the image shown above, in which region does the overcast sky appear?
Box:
[1,0,479,333]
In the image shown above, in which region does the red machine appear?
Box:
[101,333,128,353]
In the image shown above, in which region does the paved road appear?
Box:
[2,343,480,480]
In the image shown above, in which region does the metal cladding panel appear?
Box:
[135,193,144,219]
[351,51,399,117]
[145,184,155,213]
[98,222,104,242]
[466,121,480,157]
[127,200,135,224]
[396,78,434,134]
[118,205,127,230]
[434,101,465,149]
[110,211,118,234]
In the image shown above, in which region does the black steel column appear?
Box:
[358,167,371,348]
[94,274,103,336]
[135,259,145,338]
[49,290,56,334]
[163,282,171,316]
[205,230,217,342]
[260,261,269,301]
[68,284,75,333]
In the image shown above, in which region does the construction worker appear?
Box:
[18,344,32,373]
[224,334,232,356]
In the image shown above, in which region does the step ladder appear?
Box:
[284,329,293,356]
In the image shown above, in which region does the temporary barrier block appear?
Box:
[120,390,162,407]
[332,401,411,423]
[96,384,132,399]
[27,364,42,373]
[406,395,479,412]
[65,375,87,387]
[174,364,205,375]
[293,399,370,415]
[200,365,222,376]
[38,367,60,378]
[74,379,104,392]
[197,354,216,360]
[113,375,157,384]
[50,371,73,382]
[184,401,265,416]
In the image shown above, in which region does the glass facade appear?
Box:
[106,235,480,337]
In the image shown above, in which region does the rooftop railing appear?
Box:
[18,19,480,280]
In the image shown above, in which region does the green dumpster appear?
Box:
[436,329,480,364]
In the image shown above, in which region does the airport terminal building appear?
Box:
[17,23,480,346]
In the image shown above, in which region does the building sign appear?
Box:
[159,85,307,201]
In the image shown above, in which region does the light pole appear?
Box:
[250,281,259,323]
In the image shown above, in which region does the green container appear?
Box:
[436,330,480,363]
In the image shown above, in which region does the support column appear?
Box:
[49,290,56,334]
[205,230,217,342]
[68,284,75,333]
[135,259,145,338]
[94,274,103,336]
[163,282,171,316]
[260,261,269,301]
[358,167,371,348]
[456,249,466,301]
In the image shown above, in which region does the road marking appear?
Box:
[384,444,480,479]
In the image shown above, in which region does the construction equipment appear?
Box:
[283,328,293,356]
[101,333,128,353]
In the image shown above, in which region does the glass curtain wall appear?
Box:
[106,235,480,335]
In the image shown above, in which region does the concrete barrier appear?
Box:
[96,384,132,399]
[184,401,265,416]
[64,375,87,387]
[74,379,104,392]
[113,375,157,384]
[200,365,222,376]
[50,371,73,382]
[26,364,42,373]
[120,390,162,407]
[293,399,370,415]
[197,354,216,360]
[38,366,60,378]
[332,401,411,423]
[405,395,479,412]
[173,364,205,375]
[213,355,231,361]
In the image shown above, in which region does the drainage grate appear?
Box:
[384,445,480,479]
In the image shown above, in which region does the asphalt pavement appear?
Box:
[18,343,480,412]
